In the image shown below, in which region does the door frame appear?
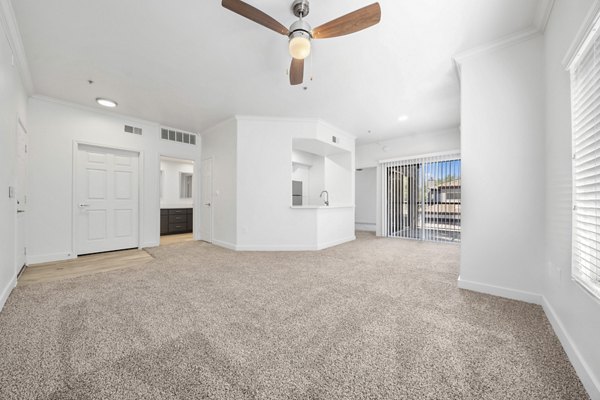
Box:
[15,116,28,276]
[200,157,214,243]
[71,141,143,257]
[157,154,199,241]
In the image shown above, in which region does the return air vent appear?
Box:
[161,128,197,145]
[124,125,143,135]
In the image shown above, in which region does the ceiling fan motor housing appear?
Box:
[292,0,310,18]
[289,19,312,39]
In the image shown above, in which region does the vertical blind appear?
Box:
[571,16,600,299]
[380,153,461,243]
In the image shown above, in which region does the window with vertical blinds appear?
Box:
[380,153,461,243]
[570,15,600,299]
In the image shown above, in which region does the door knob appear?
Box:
[204,202,211,206]
[17,210,25,214]
[79,203,90,208]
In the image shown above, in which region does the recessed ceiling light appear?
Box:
[398,115,409,122]
[96,98,118,108]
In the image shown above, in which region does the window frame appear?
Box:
[570,11,600,300]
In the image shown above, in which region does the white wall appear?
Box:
[0,8,28,310]
[355,128,461,169]
[458,35,546,300]
[26,97,202,263]
[160,158,194,209]
[544,1,600,397]
[200,118,238,248]
[355,167,377,232]
[235,117,356,250]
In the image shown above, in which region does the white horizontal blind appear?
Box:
[380,153,461,243]
[571,17,600,299]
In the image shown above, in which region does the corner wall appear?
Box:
[200,118,238,248]
[458,34,546,301]
[543,0,600,397]
[0,6,28,310]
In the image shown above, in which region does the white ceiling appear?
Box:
[12,0,543,143]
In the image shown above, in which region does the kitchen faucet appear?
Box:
[320,190,329,206]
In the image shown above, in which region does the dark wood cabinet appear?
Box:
[160,208,193,235]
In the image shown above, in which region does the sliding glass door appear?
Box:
[381,154,461,242]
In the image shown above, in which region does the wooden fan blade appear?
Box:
[222,0,289,36]
[290,58,304,86]
[312,3,381,39]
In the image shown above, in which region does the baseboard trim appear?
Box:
[542,296,600,399]
[27,252,76,265]
[216,236,356,252]
[0,275,17,313]
[211,240,237,251]
[457,276,542,305]
[355,223,376,232]
[316,236,356,250]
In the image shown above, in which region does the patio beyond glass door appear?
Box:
[381,154,461,242]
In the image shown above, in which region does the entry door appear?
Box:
[200,158,213,243]
[15,120,27,274]
[76,144,139,255]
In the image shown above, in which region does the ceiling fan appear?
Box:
[222,0,381,86]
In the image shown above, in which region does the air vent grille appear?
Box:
[124,125,143,135]
[161,128,197,145]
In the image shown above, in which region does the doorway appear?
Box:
[15,118,27,275]
[200,158,213,243]
[159,156,195,246]
[381,154,462,242]
[74,144,140,255]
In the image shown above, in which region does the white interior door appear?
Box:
[76,144,139,255]
[201,158,213,243]
[15,120,27,274]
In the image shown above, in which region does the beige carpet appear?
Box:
[0,232,589,399]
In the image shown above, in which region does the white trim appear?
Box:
[563,0,600,70]
[542,296,600,399]
[0,0,34,94]
[457,276,542,305]
[33,95,162,129]
[213,236,356,252]
[379,149,461,164]
[453,28,541,66]
[211,239,237,251]
[316,236,356,250]
[234,115,357,140]
[534,0,556,33]
[355,223,376,232]
[0,274,17,313]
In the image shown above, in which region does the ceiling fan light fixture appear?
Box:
[289,31,311,60]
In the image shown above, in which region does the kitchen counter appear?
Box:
[290,204,354,209]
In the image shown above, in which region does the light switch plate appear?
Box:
[8,186,15,198]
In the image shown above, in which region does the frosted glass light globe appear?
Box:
[289,36,311,60]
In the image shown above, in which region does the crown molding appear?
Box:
[534,0,556,33]
[453,27,541,68]
[562,0,600,70]
[453,0,556,76]
[0,0,34,94]
[31,95,162,128]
